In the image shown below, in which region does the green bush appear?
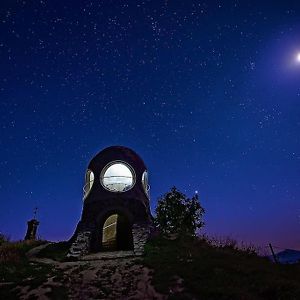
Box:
[155,187,205,236]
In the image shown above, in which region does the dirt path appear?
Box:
[18,247,166,299]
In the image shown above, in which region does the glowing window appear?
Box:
[102,214,118,250]
[142,170,150,196]
[83,170,94,199]
[101,161,134,192]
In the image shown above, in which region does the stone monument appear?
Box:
[68,146,153,258]
[24,207,40,240]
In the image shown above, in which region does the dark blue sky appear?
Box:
[1,0,299,251]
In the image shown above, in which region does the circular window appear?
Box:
[83,169,94,199]
[142,170,150,197]
[101,161,135,192]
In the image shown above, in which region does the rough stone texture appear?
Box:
[69,222,152,259]
[81,250,135,261]
[24,219,39,240]
[132,223,151,256]
[68,231,91,259]
[23,246,167,300]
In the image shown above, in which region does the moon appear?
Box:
[296,52,300,63]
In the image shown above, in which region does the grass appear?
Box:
[0,239,46,264]
[2,235,300,299]
[37,241,70,261]
[143,236,300,300]
[0,239,65,299]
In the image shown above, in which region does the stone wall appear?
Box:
[132,223,151,256]
[67,231,91,259]
[24,219,40,240]
[68,223,152,259]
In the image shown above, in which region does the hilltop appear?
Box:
[1,236,300,299]
[144,236,300,299]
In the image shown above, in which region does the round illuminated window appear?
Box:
[83,169,94,199]
[101,161,135,192]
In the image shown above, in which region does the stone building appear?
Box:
[68,146,153,258]
[24,218,39,240]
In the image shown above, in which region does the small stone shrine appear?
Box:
[24,208,40,240]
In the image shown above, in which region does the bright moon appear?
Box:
[296,52,300,62]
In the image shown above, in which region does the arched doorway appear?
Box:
[101,213,133,251]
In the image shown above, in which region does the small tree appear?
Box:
[155,187,205,236]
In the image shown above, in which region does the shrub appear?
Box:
[155,187,205,236]
[200,234,259,255]
[0,240,45,264]
[0,243,21,264]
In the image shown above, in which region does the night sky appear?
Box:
[1,1,300,251]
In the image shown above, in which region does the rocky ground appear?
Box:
[12,245,166,300]
[4,237,300,299]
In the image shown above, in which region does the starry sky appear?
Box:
[1,0,300,251]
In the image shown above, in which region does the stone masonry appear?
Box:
[132,223,151,256]
[69,146,153,257]
[67,231,91,259]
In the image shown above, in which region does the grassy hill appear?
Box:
[144,236,300,299]
[0,239,58,299]
[1,235,300,299]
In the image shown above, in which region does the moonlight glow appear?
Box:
[296,52,300,63]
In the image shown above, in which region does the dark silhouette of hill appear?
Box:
[269,249,300,264]
[143,236,300,299]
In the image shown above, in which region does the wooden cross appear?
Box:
[33,207,38,219]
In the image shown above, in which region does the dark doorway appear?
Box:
[101,213,133,251]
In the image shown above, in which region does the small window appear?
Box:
[142,170,150,197]
[100,161,135,192]
[83,170,94,199]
